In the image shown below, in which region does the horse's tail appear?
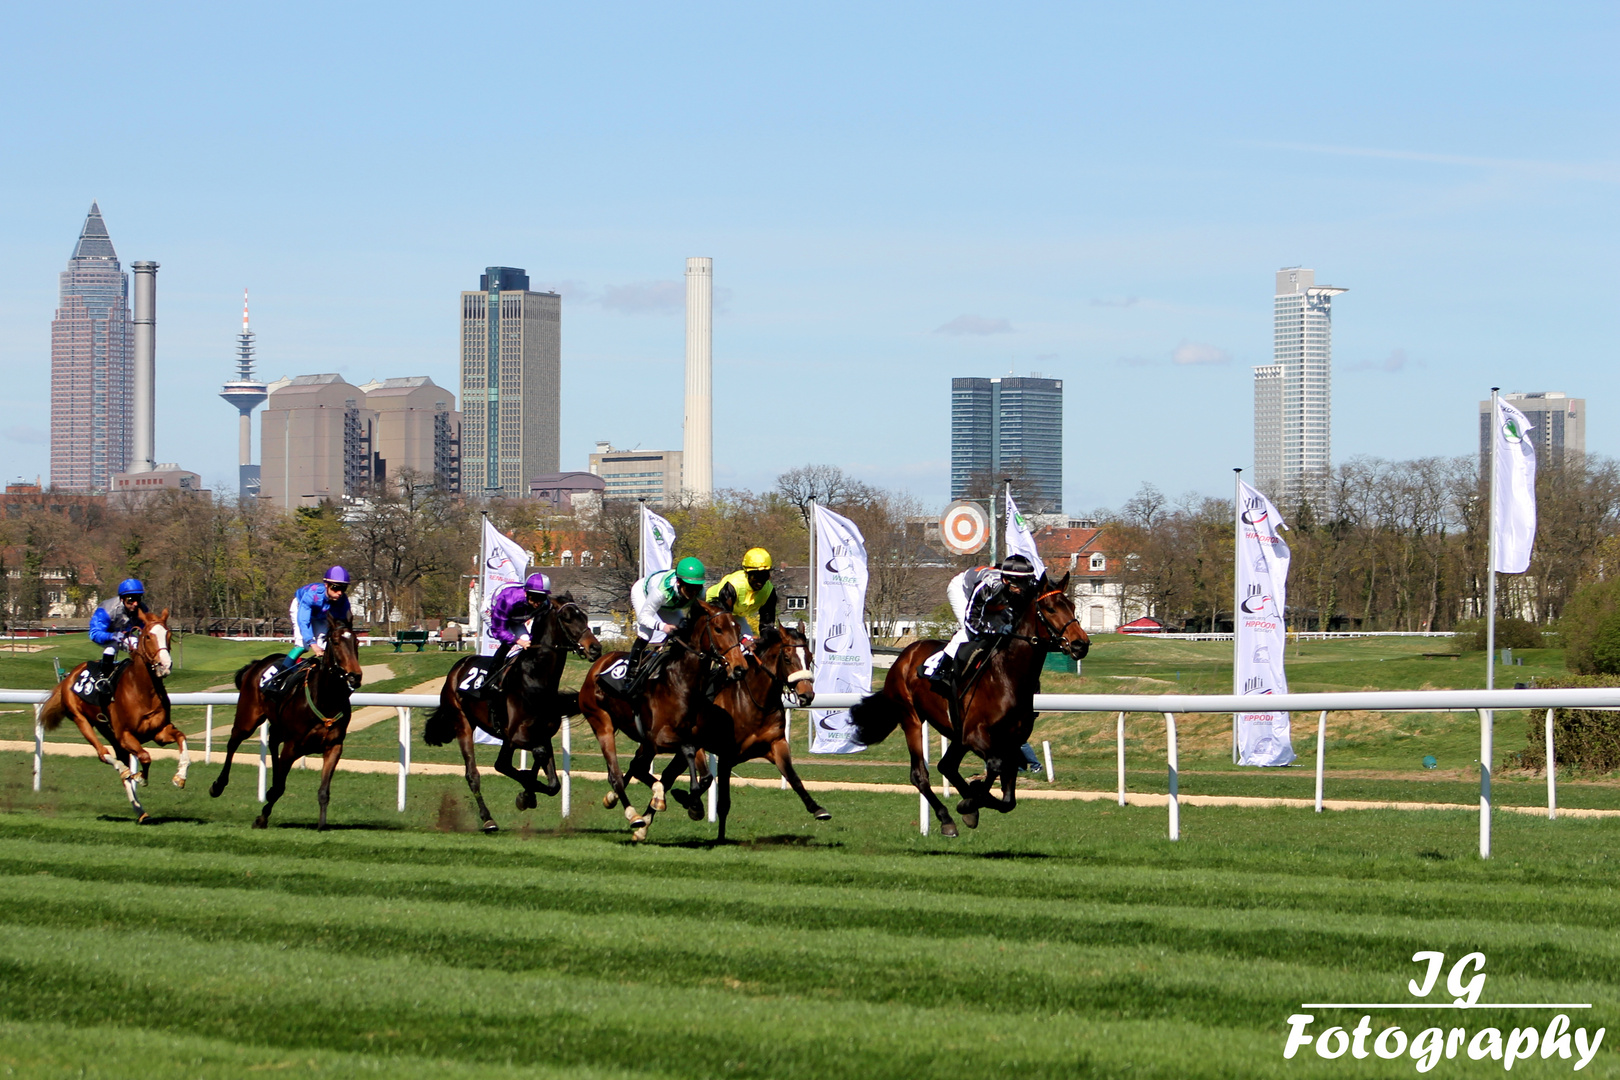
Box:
[556,690,580,718]
[37,682,69,732]
[233,661,255,691]
[849,690,903,747]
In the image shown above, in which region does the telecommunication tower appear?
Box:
[219,290,268,500]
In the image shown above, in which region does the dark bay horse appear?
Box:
[848,572,1088,837]
[422,592,601,832]
[38,608,183,822]
[574,600,748,840]
[681,623,827,842]
[209,617,364,829]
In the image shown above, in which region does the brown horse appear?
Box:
[680,622,827,842]
[38,608,182,822]
[422,593,601,832]
[574,600,749,839]
[208,617,364,829]
[848,573,1088,837]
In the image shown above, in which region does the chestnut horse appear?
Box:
[209,617,364,829]
[574,600,748,839]
[422,592,601,832]
[678,622,827,842]
[848,573,1088,837]
[38,608,183,822]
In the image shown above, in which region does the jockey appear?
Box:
[86,578,148,694]
[922,554,1039,688]
[283,566,352,670]
[483,572,551,692]
[624,556,707,683]
[705,547,776,637]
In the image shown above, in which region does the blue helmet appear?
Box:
[117,578,145,598]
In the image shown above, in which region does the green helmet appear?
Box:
[674,556,706,585]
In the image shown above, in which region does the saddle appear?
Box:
[600,644,674,699]
[258,657,312,697]
[71,659,129,709]
[453,656,498,702]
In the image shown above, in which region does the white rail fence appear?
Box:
[7,686,1614,858]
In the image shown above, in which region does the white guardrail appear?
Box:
[6,687,1614,858]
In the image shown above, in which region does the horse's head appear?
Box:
[550,592,602,662]
[137,608,173,678]
[772,622,816,707]
[324,617,365,689]
[1026,572,1089,660]
[687,599,749,681]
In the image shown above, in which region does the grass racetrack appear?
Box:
[1,634,1617,1076]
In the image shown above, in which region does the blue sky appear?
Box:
[1,2,1615,513]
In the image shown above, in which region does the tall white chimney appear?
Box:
[682,256,713,498]
[130,261,159,474]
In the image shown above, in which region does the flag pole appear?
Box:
[1482,387,1500,859]
[807,498,818,648]
[477,511,490,656]
[638,499,646,579]
[1233,468,1242,764]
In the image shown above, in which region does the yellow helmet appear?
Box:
[742,547,773,571]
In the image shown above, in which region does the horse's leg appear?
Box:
[453,721,497,832]
[713,756,733,844]
[487,740,533,810]
[623,741,657,833]
[114,726,151,788]
[582,699,632,810]
[528,739,562,800]
[210,698,262,798]
[253,743,298,829]
[314,741,345,831]
[667,747,707,820]
[768,737,831,821]
[995,753,1019,814]
[153,723,190,788]
[903,712,957,837]
[938,737,985,827]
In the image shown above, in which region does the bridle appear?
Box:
[736,629,814,711]
[667,608,749,678]
[535,599,598,659]
[1003,588,1084,656]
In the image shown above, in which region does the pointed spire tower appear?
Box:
[220,289,268,500]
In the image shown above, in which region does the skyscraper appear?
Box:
[950,376,1063,512]
[50,203,132,491]
[1478,392,1585,469]
[1253,267,1346,503]
[458,267,560,496]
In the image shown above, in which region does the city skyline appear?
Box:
[3,7,1614,511]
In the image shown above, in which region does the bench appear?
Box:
[390,630,430,653]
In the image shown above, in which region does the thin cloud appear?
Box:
[3,425,46,445]
[936,314,1013,336]
[1249,141,1620,183]
[599,280,684,314]
[531,279,591,300]
[1345,348,1416,374]
[1172,341,1230,366]
[1090,296,1140,308]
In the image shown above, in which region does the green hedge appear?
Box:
[1512,674,1620,774]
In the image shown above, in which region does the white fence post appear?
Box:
[560,715,572,819]
[1545,707,1556,821]
[1165,712,1179,841]
[781,711,789,790]
[397,707,410,813]
[1315,710,1327,813]
[941,735,951,798]
[32,704,42,792]
[257,721,268,803]
[707,755,718,823]
[205,704,213,765]
[1042,740,1054,782]
[1116,712,1126,806]
[1480,708,1493,859]
[919,725,930,836]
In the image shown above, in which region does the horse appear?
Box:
[573,599,749,840]
[682,622,828,842]
[37,608,183,823]
[847,572,1089,837]
[421,592,602,832]
[208,616,364,830]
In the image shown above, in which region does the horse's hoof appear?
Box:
[482,820,499,834]
[136,813,151,825]
[602,791,619,809]
[813,808,832,821]
[516,790,536,811]
[650,796,666,812]
[941,820,958,838]
[172,777,186,789]
[686,804,704,821]
[957,806,980,829]
[630,816,647,830]
[631,826,648,842]
[251,817,268,830]
[623,804,640,823]
[208,781,225,798]
[650,781,666,812]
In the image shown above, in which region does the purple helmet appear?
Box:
[524,572,551,595]
[323,565,351,585]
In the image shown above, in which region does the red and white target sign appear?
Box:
[940,500,991,556]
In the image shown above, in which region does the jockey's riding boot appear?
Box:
[927,653,955,695]
[623,637,650,693]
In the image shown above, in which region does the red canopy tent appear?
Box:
[1118,617,1169,634]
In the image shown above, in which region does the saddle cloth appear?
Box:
[454,656,496,702]
[71,660,129,709]
[599,646,676,699]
